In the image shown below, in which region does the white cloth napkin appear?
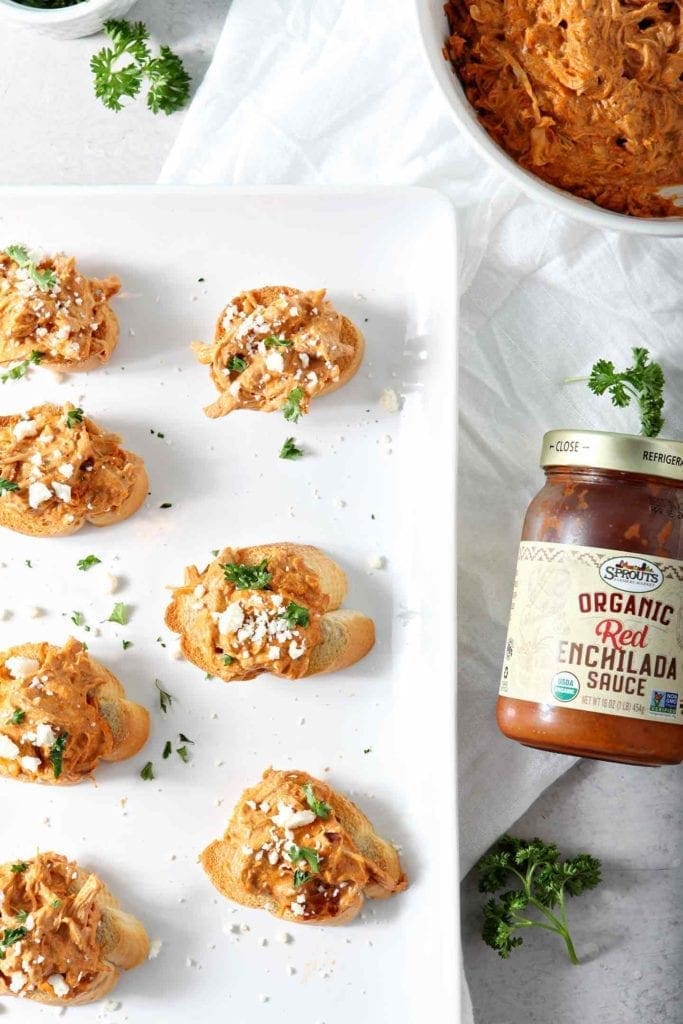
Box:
[160,1,683,1018]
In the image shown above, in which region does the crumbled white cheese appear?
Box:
[379,387,400,413]
[106,574,118,594]
[0,735,19,760]
[288,640,306,660]
[367,554,386,570]
[13,419,38,441]
[48,974,70,998]
[215,603,245,635]
[271,802,316,830]
[148,939,163,959]
[265,351,284,374]
[35,723,57,747]
[28,482,52,509]
[9,971,27,992]
[58,463,74,479]
[51,481,71,503]
[290,902,305,917]
[5,656,40,679]
[19,756,41,773]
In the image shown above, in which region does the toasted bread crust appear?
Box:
[202,768,407,926]
[0,638,149,784]
[193,285,365,419]
[0,852,149,1006]
[165,543,374,683]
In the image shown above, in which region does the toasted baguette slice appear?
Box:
[0,403,147,537]
[202,768,407,926]
[164,542,374,682]
[192,285,365,419]
[0,852,148,1005]
[0,638,150,784]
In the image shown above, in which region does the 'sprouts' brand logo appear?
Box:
[599,556,663,594]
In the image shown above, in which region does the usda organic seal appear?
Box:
[551,672,580,703]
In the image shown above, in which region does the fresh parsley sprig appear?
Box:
[302,783,330,819]
[477,834,601,964]
[280,437,303,460]
[1,350,43,384]
[565,347,665,438]
[5,245,57,291]
[222,559,272,590]
[91,20,191,116]
[283,387,304,423]
[49,733,68,780]
[281,601,309,628]
[0,479,19,493]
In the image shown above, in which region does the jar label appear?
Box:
[499,542,683,725]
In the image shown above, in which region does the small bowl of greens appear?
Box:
[0,0,136,38]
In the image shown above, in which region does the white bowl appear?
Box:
[0,0,136,39]
[415,0,683,236]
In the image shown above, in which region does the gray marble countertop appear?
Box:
[0,8,680,1022]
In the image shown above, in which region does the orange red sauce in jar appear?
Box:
[498,430,683,767]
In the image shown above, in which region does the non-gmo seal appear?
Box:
[599,555,663,594]
[551,672,580,703]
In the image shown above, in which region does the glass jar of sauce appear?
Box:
[498,430,683,767]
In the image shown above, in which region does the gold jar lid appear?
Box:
[541,429,683,483]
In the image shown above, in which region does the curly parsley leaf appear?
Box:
[1,350,43,384]
[302,782,330,820]
[566,347,665,438]
[222,558,272,590]
[476,834,601,964]
[146,46,192,115]
[281,601,309,628]
[0,479,19,493]
[10,862,28,873]
[77,554,101,571]
[155,679,174,713]
[92,21,190,116]
[49,732,68,780]
[66,408,84,428]
[227,355,247,374]
[264,335,292,349]
[288,844,320,876]
[279,436,303,460]
[8,709,25,725]
[4,246,56,291]
[283,386,304,423]
[108,602,128,625]
[140,761,155,781]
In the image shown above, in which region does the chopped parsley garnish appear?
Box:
[162,740,172,759]
[565,347,665,438]
[155,680,174,713]
[363,747,372,754]
[71,611,85,626]
[50,899,62,909]
[279,437,303,460]
[77,554,101,571]
[221,654,236,665]
[227,355,247,373]
[140,761,155,781]
[281,601,309,628]
[0,925,28,957]
[1,350,43,384]
[122,640,133,650]
[15,910,27,924]
[10,862,28,873]
[91,19,191,116]
[0,479,19,493]
[178,732,194,744]
[283,386,304,423]
[293,870,311,888]
[66,408,84,428]
[302,783,330,820]
[49,732,68,779]
[288,844,320,875]
[477,834,602,964]
[108,602,128,625]
[25,560,32,569]
[211,549,219,557]
[5,245,57,291]
[176,745,190,763]
[264,335,292,349]
[222,558,272,590]
[159,502,173,509]
[156,636,167,648]
[8,709,25,725]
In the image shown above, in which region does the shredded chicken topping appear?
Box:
[192,287,355,417]
[171,549,327,680]
[0,252,119,367]
[0,853,111,1001]
[445,1,683,217]
[0,403,139,530]
[0,639,115,784]
[228,771,384,922]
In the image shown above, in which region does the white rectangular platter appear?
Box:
[0,186,459,1023]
